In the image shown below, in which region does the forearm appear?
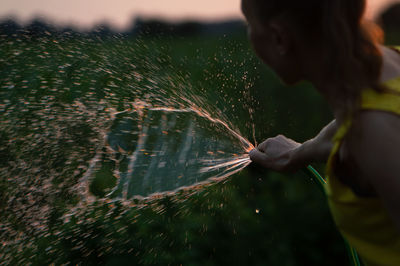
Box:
[292,120,337,165]
[249,120,337,171]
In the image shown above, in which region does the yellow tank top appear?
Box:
[325,75,400,266]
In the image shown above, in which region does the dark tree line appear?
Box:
[380,3,400,32]
[0,17,246,39]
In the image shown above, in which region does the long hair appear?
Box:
[250,0,384,113]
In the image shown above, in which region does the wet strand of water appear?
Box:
[78,99,254,203]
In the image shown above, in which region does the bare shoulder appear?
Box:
[348,110,400,153]
[346,110,400,186]
[353,110,400,137]
[380,46,400,82]
[346,110,400,231]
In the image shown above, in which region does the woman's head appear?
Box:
[242,0,384,112]
[241,0,305,84]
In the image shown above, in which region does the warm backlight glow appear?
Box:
[0,0,242,30]
[1,0,398,30]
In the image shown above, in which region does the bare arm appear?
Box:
[348,111,400,232]
[250,120,337,171]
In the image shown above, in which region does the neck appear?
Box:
[301,66,348,124]
[317,83,349,124]
[298,48,349,125]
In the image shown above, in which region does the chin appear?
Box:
[267,62,302,86]
[277,71,302,86]
[283,77,303,86]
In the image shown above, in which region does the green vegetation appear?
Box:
[1,30,354,265]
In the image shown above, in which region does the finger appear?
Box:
[249,149,270,168]
[257,139,270,152]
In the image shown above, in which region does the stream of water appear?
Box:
[79,98,254,203]
[0,33,258,261]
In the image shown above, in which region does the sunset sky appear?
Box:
[0,0,399,30]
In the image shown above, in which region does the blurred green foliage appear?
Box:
[385,29,400,46]
[0,29,363,265]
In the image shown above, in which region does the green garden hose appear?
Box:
[305,165,361,266]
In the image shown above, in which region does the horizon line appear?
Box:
[0,13,244,31]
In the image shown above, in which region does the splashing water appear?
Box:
[0,32,258,260]
[79,99,254,202]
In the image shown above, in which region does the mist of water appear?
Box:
[0,33,258,261]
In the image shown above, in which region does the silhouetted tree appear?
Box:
[125,18,245,38]
[25,18,56,37]
[89,23,115,39]
[132,18,174,36]
[380,3,400,31]
[173,21,203,36]
[380,3,400,44]
[201,20,246,36]
[0,19,21,36]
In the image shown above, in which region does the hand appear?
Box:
[250,121,336,172]
[249,135,302,172]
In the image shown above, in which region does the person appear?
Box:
[241,0,400,265]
